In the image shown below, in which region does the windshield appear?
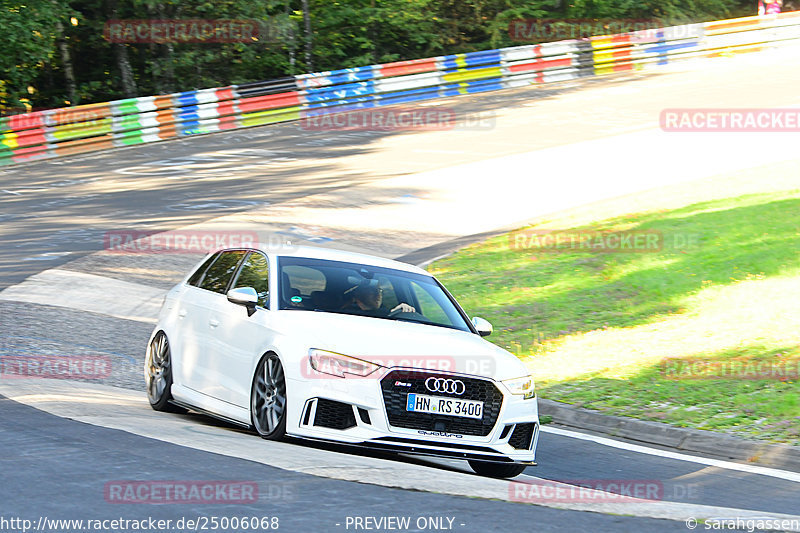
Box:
[277,257,471,332]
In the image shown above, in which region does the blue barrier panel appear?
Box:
[303,81,376,105]
[441,49,503,70]
[175,91,200,107]
[440,77,505,97]
[376,86,444,106]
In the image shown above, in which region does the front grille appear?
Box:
[313,399,356,430]
[380,370,504,436]
[508,423,536,450]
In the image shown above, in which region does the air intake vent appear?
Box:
[508,423,536,450]
[313,399,356,430]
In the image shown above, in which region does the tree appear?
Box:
[0,0,61,109]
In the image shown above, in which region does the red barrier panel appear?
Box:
[378,58,439,77]
[238,92,301,113]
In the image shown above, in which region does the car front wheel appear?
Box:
[468,460,527,479]
[251,353,287,440]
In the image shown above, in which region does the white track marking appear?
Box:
[542,426,800,484]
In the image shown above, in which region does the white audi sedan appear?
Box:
[145,245,539,478]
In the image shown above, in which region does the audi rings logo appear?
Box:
[425,377,465,395]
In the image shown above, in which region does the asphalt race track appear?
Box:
[2,47,800,532]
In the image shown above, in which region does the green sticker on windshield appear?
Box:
[291,296,302,303]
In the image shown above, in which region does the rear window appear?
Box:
[187,253,219,287]
[198,250,247,294]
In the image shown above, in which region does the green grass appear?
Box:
[430,179,800,445]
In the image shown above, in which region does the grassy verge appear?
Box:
[430,172,800,445]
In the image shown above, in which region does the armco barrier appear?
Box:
[2,12,800,166]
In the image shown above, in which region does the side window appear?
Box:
[187,253,219,287]
[231,252,269,307]
[199,250,246,294]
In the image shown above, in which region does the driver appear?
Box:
[347,284,416,316]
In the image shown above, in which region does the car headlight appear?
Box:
[502,375,536,399]
[308,349,383,378]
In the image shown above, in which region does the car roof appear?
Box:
[253,243,430,276]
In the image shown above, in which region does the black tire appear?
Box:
[468,460,528,479]
[145,332,186,413]
[251,353,287,440]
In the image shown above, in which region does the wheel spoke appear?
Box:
[148,375,157,398]
[269,408,279,431]
[264,406,274,432]
[267,358,275,386]
[154,376,165,398]
[255,375,267,398]
[273,395,285,415]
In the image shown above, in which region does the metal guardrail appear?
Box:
[2,12,799,166]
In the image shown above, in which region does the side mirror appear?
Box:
[472,317,493,337]
[227,287,259,317]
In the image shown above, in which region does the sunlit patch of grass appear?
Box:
[431,183,800,445]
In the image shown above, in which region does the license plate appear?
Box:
[406,393,483,419]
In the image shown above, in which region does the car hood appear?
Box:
[273,310,529,381]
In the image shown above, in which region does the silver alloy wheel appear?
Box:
[146,332,170,404]
[251,354,287,438]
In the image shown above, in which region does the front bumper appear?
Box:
[287,367,539,464]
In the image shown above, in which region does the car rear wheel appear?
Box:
[251,353,287,440]
[145,332,186,413]
[468,460,527,479]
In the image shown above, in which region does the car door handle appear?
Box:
[178,309,187,318]
[209,318,220,328]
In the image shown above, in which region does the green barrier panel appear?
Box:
[113,128,147,146]
[0,140,15,162]
[113,99,141,116]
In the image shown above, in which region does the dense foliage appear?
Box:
[1,0,756,111]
